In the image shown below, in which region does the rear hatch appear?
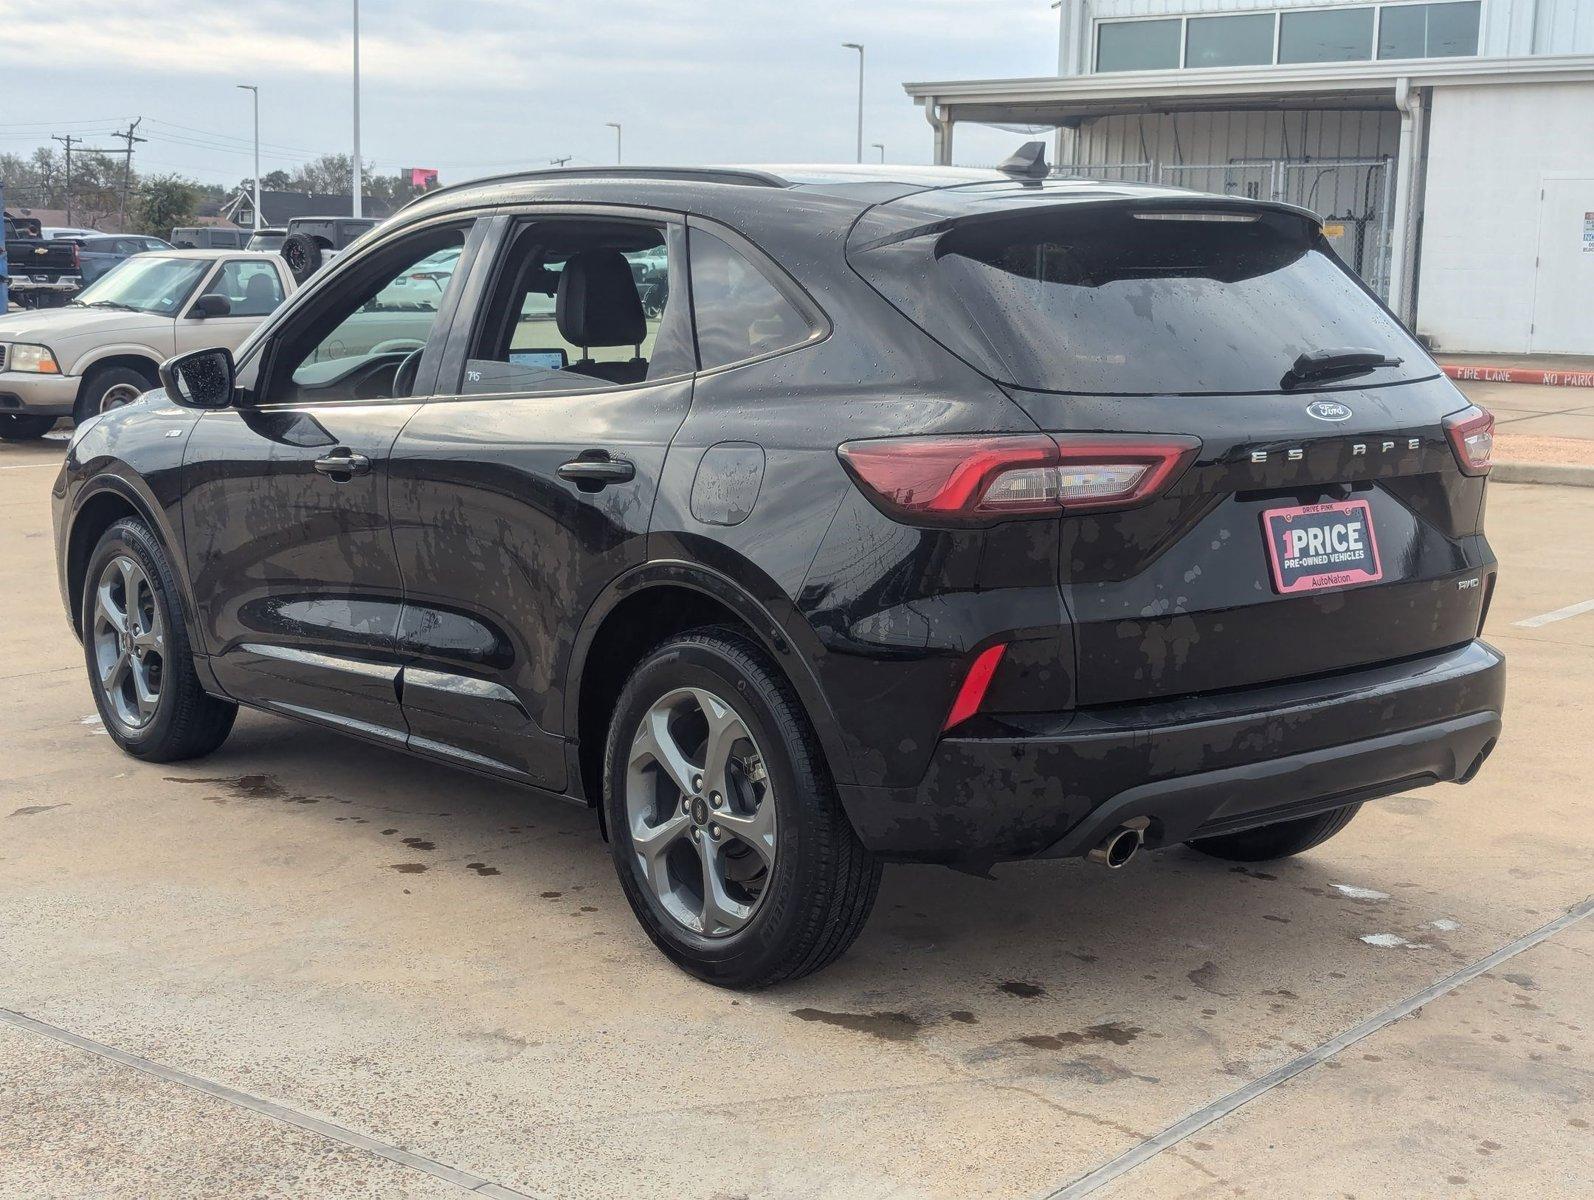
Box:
[849,186,1494,705]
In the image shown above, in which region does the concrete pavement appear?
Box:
[0,434,1590,1199]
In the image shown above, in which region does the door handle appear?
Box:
[313,450,372,478]
[558,454,636,487]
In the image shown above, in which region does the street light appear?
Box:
[351,0,362,218]
[606,122,623,164]
[842,43,864,164]
[872,142,885,163]
[236,85,260,231]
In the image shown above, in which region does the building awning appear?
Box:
[904,53,1594,127]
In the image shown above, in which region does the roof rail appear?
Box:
[399,165,790,213]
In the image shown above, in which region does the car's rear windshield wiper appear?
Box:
[1282,348,1403,390]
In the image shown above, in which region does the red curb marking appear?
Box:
[1441,364,1594,388]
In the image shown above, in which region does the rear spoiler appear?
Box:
[849,192,1323,256]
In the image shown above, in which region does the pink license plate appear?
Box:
[1262,499,1383,595]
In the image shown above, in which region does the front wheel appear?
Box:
[603,628,880,989]
[1186,803,1362,862]
[82,518,237,761]
[74,365,153,425]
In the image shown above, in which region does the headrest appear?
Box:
[556,249,646,348]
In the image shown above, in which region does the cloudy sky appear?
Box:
[2,0,1062,188]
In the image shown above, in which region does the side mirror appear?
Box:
[190,293,231,319]
[159,347,236,410]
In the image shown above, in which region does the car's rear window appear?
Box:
[851,204,1430,395]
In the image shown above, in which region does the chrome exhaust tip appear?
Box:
[1086,826,1143,869]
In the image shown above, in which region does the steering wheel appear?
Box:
[393,347,425,398]
[370,338,426,355]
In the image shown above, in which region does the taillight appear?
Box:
[69,243,80,269]
[837,433,1200,524]
[1443,405,1494,476]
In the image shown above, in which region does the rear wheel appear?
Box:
[82,518,237,761]
[74,365,153,425]
[603,628,880,989]
[0,413,57,441]
[1186,803,1362,862]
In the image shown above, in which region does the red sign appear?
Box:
[409,167,439,188]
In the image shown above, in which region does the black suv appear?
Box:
[53,153,1504,987]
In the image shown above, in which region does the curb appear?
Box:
[1442,364,1594,388]
[1492,461,1594,487]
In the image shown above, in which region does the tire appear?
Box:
[1186,803,1362,863]
[602,627,881,989]
[0,413,57,441]
[74,365,154,425]
[82,518,237,762]
[279,233,323,283]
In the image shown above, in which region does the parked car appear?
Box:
[3,213,81,309]
[277,216,379,282]
[51,151,1504,988]
[170,227,248,250]
[0,249,292,439]
[76,234,175,287]
[245,228,286,253]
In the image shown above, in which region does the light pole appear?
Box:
[236,85,260,231]
[872,142,885,163]
[351,0,362,218]
[606,122,623,165]
[842,43,864,164]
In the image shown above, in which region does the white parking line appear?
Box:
[0,462,60,471]
[1045,895,1594,1199]
[0,1006,539,1199]
[1514,598,1594,628]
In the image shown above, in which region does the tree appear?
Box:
[133,175,199,239]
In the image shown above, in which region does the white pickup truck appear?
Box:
[0,250,294,440]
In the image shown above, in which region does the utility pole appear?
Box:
[52,134,79,225]
[605,123,622,165]
[842,43,865,164]
[351,0,363,217]
[112,118,145,231]
[550,156,572,167]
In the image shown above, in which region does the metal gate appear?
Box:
[1275,159,1394,299]
[1153,158,1394,299]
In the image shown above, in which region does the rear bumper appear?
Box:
[0,370,79,416]
[838,640,1504,865]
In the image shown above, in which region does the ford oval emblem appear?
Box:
[1306,400,1353,422]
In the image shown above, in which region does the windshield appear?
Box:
[852,204,1429,395]
[72,256,210,315]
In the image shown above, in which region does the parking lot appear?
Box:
[1,430,1590,1199]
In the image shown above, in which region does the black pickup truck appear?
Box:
[3,213,81,308]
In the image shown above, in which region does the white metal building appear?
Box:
[905,1,1594,354]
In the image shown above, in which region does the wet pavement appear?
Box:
[1,433,1589,1199]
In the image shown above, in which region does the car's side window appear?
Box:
[460,217,693,397]
[689,227,819,370]
[203,260,286,318]
[259,223,469,406]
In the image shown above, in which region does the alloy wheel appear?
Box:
[91,555,165,731]
[625,686,776,937]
